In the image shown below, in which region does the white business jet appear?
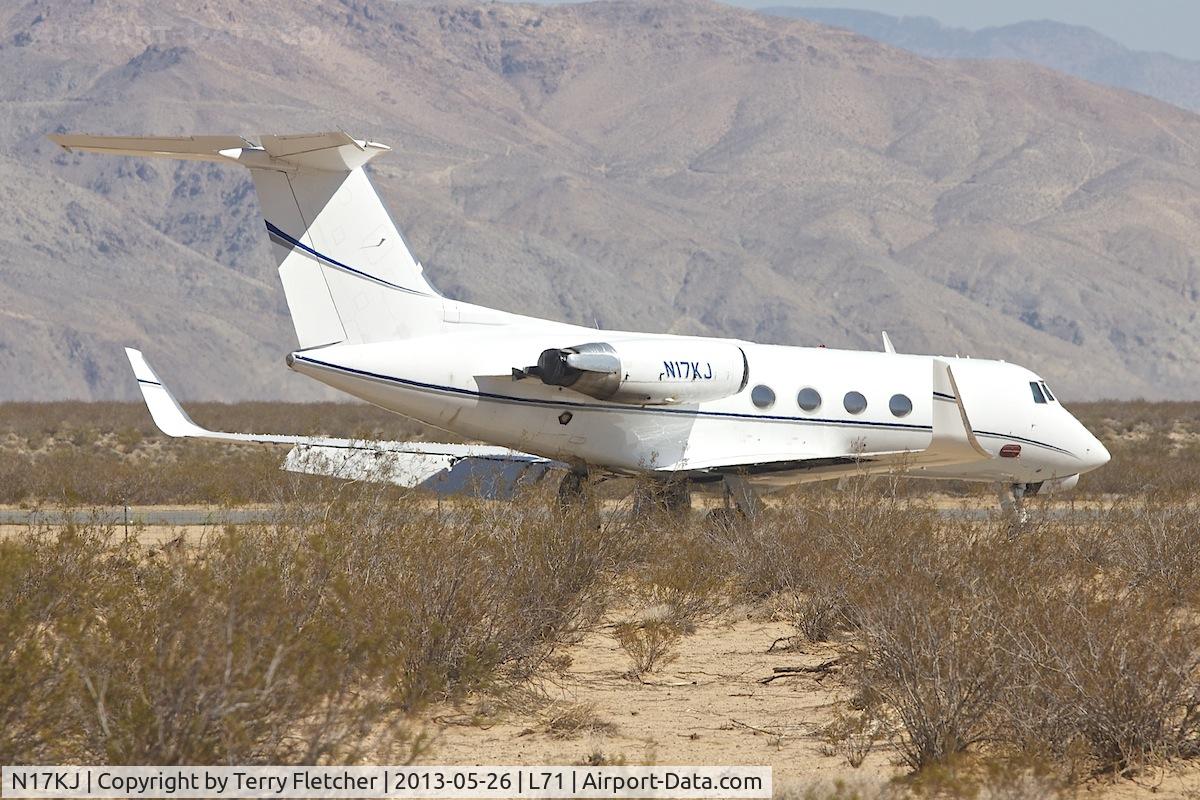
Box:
[50,132,1109,513]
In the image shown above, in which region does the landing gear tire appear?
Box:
[631,480,692,517]
[557,470,601,528]
[706,506,743,533]
[721,475,763,520]
[557,470,588,507]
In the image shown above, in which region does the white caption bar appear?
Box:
[2,767,771,799]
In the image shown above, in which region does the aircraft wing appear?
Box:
[124,348,559,497]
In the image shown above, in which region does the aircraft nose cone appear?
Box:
[1079,430,1110,473]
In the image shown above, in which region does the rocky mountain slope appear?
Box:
[3,0,1200,400]
[765,7,1200,112]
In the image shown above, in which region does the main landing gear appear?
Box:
[557,469,589,507]
[631,479,692,516]
[557,471,765,530]
[707,476,764,530]
[556,469,603,528]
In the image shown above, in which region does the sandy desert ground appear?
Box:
[7,500,1200,798]
[6,402,1200,796]
[422,612,1200,798]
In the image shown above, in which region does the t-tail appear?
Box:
[49,132,445,347]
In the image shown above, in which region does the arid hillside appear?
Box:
[765,7,1200,113]
[4,0,1200,400]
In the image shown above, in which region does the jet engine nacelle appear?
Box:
[1028,473,1080,495]
[520,340,748,405]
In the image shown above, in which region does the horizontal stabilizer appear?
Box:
[125,348,559,496]
[51,131,390,172]
[49,133,251,163]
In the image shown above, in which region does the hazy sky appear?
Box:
[730,0,1200,60]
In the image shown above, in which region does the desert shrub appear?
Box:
[259,480,628,711]
[602,488,733,676]
[821,710,883,769]
[0,530,90,762]
[0,477,631,764]
[70,534,398,764]
[900,756,1070,800]
[971,759,1070,800]
[0,521,390,764]
[9,400,1200,778]
[1107,504,1200,606]
[0,452,36,506]
[780,592,849,644]
[1000,585,1200,775]
[720,477,939,644]
[5,398,1200,504]
[622,507,730,631]
[722,483,1200,778]
[843,512,1200,775]
[613,618,682,676]
[709,506,797,601]
[788,763,1067,800]
[0,401,429,443]
[541,702,617,739]
[852,530,1018,771]
[468,495,630,680]
[1071,401,1200,499]
[19,442,289,505]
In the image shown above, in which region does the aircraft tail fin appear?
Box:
[52,132,445,348]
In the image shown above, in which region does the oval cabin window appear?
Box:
[751,384,776,409]
[797,387,822,412]
[844,391,867,414]
[889,394,913,417]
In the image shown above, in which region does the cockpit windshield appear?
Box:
[1030,380,1057,404]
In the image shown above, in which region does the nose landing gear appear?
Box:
[996,481,1037,526]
